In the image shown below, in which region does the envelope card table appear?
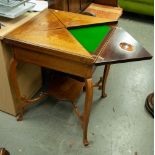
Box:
[4,9,152,146]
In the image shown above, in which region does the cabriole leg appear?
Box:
[82,78,93,146]
[10,58,24,121]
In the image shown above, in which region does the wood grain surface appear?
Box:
[84,3,122,21]
[5,10,94,64]
[52,9,114,27]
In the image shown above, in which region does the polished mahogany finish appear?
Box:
[95,27,152,65]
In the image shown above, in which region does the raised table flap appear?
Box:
[83,3,122,21]
[95,27,152,65]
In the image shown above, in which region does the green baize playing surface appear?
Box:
[69,25,111,53]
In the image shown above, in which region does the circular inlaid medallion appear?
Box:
[119,42,134,52]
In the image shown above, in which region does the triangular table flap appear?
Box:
[14,9,65,32]
[84,3,123,21]
[95,27,152,65]
[52,9,116,28]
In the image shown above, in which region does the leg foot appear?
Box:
[101,93,107,98]
[16,112,23,121]
[83,139,89,146]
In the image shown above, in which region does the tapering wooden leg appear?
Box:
[10,58,24,121]
[82,78,93,146]
[101,64,111,98]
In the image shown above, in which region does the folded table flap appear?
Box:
[95,27,152,65]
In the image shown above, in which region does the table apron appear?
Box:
[13,46,93,78]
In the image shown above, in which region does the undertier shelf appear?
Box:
[48,75,85,103]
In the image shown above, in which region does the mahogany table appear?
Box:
[4,9,152,146]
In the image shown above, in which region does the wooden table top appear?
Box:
[4,9,115,64]
[4,9,152,66]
